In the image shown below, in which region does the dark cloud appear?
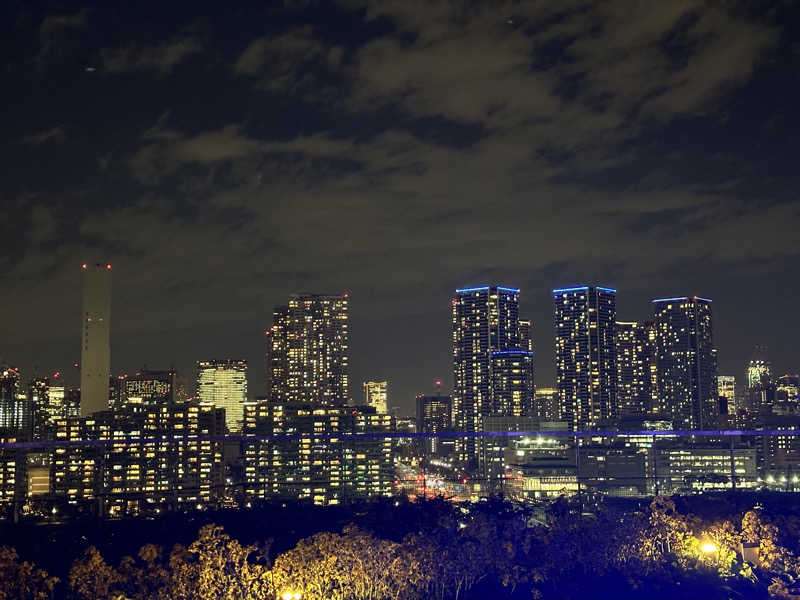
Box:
[101,36,203,75]
[1,0,798,409]
[21,125,66,145]
[37,8,88,65]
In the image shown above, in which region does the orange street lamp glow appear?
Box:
[701,542,718,554]
[281,593,301,600]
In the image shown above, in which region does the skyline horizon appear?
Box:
[1,267,794,418]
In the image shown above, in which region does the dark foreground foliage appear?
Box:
[2,492,800,599]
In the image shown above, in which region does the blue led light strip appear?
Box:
[652,296,713,303]
[455,286,490,293]
[491,350,534,355]
[553,285,616,294]
[652,297,688,303]
[552,286,589,294]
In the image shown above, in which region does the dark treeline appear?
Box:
[3,492,800,599]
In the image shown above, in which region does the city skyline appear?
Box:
[1,270,798,417]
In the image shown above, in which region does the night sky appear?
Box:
[2,1,798,415]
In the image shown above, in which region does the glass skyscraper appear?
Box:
[554,286,617,431]
[652,296,717,430]
[196,359,248,432]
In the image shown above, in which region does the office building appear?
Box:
[554,286,617,432]
[652,296,717,430]
[243,402,393,505]
[124,370,176,410]
[416,392,453,458]
[80,263,111,416]
[753,415,800,482]
[655,445,757,493]
[267,294,349,406]
[363,381,388,413]
[196,360,247,432]
[452,285,520,466]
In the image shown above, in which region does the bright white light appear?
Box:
[701,542,718,554]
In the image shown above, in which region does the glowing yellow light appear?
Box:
[281,593,301,600]
[701,542,718,554]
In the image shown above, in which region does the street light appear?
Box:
[281,593,301,600]
[701,542,718,554]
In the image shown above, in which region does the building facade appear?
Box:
[196,360,247,432]
[534,387,560,422]
[616,321,656,417]
[243,402,393,505]
[267,294,350,406]
[416,392,453,458]
[363,381,388,413]
[652,296,717,430]
[80,263,111,416]
[51,400,224,516]
[554,286,617,432]
[0,368,29,434]
[452,285,520,466]
[718,375,736,417]
[489,350,535,417]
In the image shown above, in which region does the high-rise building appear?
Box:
[554,286,617,432]
[746,351,774,414]
[29,378,51,440]
[80,263,111,416]
[776,375,800,404]
[718,376,736,416]
[652,296,716,430]
[452,285,520,466]
[518,318,536,413]
[243,402,393,505]
[747,355,771,389]
[615,321,656,417]
[534,387,561,422]
[48,383,66,420]
[267,294,349,406]
[363,381,388,413]
[489,350,535,417]
[196,360,247,432]
[416,392,453,458]
[0,367,30,434]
